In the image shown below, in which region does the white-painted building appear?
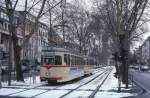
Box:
[36,22,49,62]
[18,11,49,62]
[0,9,53,64]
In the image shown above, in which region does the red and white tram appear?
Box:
[40,47,95,83]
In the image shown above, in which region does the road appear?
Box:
[129,69,150,98]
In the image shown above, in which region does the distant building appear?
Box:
[135,36,150,66]
[141,37,150,65]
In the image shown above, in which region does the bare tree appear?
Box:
[92,0,149,88]
[3,0,47,84]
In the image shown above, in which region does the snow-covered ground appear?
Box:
[94,68,137,98]
[0,67,137,98]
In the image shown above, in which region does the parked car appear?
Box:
[141,66,149,71]
[130,65,139,70]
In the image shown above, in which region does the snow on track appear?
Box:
[78,71,108,90]
[35,90,69,98]
[57,72,104,90]
[63,70,112,98]
[58,69,112,98]
[0,88,25,96]
[10,89,47,98]
[64,91,92,98]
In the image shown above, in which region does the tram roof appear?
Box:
[42,47,85,57]
[42,47,96,60]
[42,47,69,52]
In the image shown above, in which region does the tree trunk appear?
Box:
[79,38,82,53]
[12,34,24,81]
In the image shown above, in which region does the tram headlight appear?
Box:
[45,72,49,76]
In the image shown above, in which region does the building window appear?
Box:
[3,22,7,30]
[1,38,3,44]
[41,40,42,46]
[39,40,40,46]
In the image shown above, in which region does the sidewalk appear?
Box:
[94,68,138,98]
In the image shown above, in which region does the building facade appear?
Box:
[141,37,150,65]
[135,36,150,66]
[0,9,50,63]
[18,11,49,62]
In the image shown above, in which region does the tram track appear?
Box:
[4,68,111,98]
[58,69,112,98]
[88,69,112,98]
[30,69,110,98]
[6,84,48,96]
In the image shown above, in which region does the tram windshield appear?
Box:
[44,57,55,65]
[43,56,62,65]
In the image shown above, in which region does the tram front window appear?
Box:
[43,56,62,65]
[44,57,54,65]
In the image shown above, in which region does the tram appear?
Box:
[40,47,95,83]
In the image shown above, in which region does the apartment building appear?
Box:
[0,9,49,62]
[0,8,63,63]
[36,22,49,62]
[18,11,49,62]
[0,8,22,52]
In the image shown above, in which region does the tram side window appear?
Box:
[64,54,67,65]
[81,58,84,65]
[72,56,75,65]
[64,54,70,65]
[68,55,70,65]
[87,59,90,65]
[79,57,81,65]
[71,55,75,65]
[75,56,77,65]
[55,56,62,65]
[90,59,93,65]
[77,57,79,65]
[84,59,87,65]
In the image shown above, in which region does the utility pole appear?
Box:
[22,0,28,60]
[0,47,3,88]
[61,0,66,43]
[48,1,53,46]
[124,0,129,88]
